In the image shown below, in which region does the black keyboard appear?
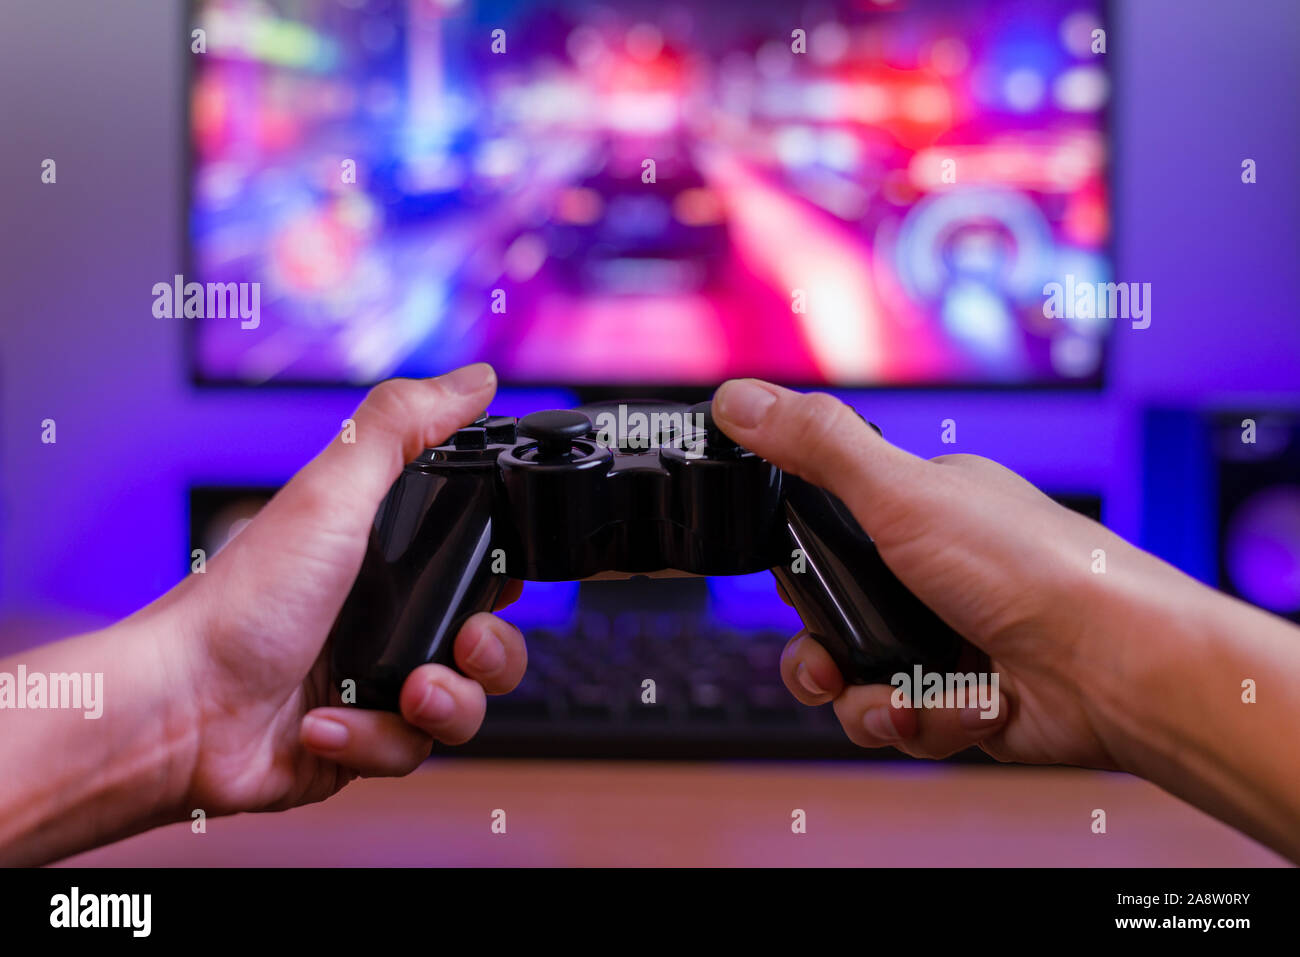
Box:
[442,610,989,761]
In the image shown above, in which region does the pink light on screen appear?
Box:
[702,150,957,383]
[701,152,882,381]
[270,212,361,294]
[836,67,956,150]
[513,295,731,382]
[1062,181,1108,247]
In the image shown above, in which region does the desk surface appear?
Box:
[58,760,1287,867]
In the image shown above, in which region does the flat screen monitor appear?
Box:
[187,0,1111,387]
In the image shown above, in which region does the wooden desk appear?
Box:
[57,760,1288,867]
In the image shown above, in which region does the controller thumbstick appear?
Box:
[518,410,592,461]
[689,401,741,454]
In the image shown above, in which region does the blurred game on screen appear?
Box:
[190,0,1110,386]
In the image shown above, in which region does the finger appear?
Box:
[828,684,914,749]
[398,664,488,745]
[774,578,794,608]
[311,363,499,511]
[831,684,1009,758]
[711,379,937,547]
[453,612,528,695]
[890,695,1009,759]
[213,365,500,634]
[494,579,524,611]
[300,708,432,776]
[779,632,845,705]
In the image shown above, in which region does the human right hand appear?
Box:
[711,378,1210,769]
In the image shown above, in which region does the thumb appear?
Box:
[187,362,500,671]
[710,378,935,545]
[247,362,499,549]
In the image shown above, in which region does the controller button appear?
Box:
[688,400,742,454]
[483,415,517,444]
[452,426,488,450]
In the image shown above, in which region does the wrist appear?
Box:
[0,609,200,864]
[122,605,206,829]
[1074,545,1300,853]
[1068,545,1207,773]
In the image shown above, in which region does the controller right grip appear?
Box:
[770,476,964,684]
[330,468,508,711]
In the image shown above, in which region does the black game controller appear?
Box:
[330,399,963,710]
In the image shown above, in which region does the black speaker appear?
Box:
[188,485,281,572]
[1212,413,1300,622]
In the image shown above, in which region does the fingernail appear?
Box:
[796,663,827,697]
[863,706,901,741]
[415,684,456,723]
[466,630,506,675]
[715,379,777,429]
[441,362,496,395]
[302,715,349,751]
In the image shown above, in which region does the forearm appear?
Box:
[1090,558,1300,861]
[0,614,198,865]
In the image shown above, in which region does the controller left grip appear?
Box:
[330,470,509,711]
